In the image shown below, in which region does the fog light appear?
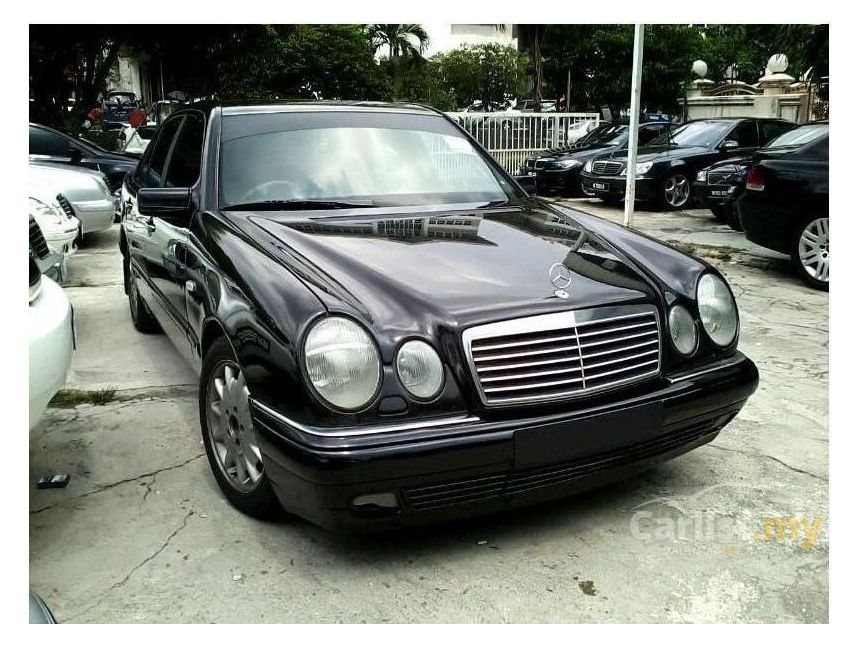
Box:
[350,492,400,517]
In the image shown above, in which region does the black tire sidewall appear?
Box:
[199,336,282,519]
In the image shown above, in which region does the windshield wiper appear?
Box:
[475,199,512,208]
[222,199,376,211]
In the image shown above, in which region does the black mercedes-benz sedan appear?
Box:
[694,121,828,230]
[120,102,758,530]
[519,121,673,198]
[580,117,795,210]
[29,122,139,193]
[737,132,829,290]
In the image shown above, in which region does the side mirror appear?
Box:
[721,140,739,150]
[516,174,537,196]
[68,147,83,164]
[137,187,192,224]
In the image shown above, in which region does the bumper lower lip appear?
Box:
[580,172,656,200]
[251,352,758,531]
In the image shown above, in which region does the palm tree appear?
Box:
[369,24,429,59]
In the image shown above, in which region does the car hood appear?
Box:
[536,144,617,162]
[604,145,711,163]
[245,202,661,333]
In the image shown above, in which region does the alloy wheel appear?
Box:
[798,217,830,283]
[664,174,690,208]
[205,361,264,492]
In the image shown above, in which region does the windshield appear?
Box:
[650,121,732,148]
[219,112,518,210]
[766,123,828,148]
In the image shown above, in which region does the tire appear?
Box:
[710,206,727,223]
[725,202,744,232]
[657,172,692,210]
[126,263,161,333]
[200,336,282,519]
[791,215,829,291]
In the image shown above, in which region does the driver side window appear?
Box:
[724,121,758,148]
[137,117,183,188]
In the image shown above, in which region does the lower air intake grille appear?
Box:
[463,305,661,407]
[404,415,727,512]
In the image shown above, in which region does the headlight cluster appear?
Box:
[635,161,653,175]
[668,273,738,355]
[697,274,738,346]
[551,159,582,170]
[583,159,594,173]
[304,317,381,410]
[29,197,66,227]
[304,317,445,410]
[696,170,707,182]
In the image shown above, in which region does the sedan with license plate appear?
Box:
[580,117,795,210]
[694,121,828,230]
[120,102,758,531]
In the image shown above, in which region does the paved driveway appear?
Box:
[29,207,828,623]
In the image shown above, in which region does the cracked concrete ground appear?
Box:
[29,206,828,623]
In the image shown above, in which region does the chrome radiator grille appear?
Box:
[707,170,734,185]
[591,160,624,175]
[29,217,50,259]
[463,305,661,406]
[56,194,76,219]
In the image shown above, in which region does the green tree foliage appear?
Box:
[369,24,429,59]
[433,44,528,109]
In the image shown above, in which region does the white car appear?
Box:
[567,119,602,144]
[119,124,156,156]
[28,197,78,283]
[29,254,74,429]
[29,162,118,237]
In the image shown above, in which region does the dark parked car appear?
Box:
[737,133,829,290]
[694,121,828,230]
[120,102,758,530]
[519,121,674,197]
[101,90,142,126]
[580,117,795,210]
[29,122,139,192]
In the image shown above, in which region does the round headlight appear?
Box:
[697,274,738,346]
[304,317,381,410]
[668,305,697,355]
[396,340,444,400]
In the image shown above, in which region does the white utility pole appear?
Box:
[623,24,645,228]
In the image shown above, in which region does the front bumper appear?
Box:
[29,277,74,428]
[72,198,116,234]
[518,166,582,196]
[251,353,758,531]
[694,182,735,210]
[579,172,657,202]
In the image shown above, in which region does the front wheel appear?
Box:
[658,172,692,210]
[791,215,829,291]
[127,263,161,333]
[200,337,282,518]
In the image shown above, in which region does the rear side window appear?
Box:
[139,117,183,188]
[760,121,795,144]
[30,126,72,156]
[164,114,204,188]
[725,121,758,148]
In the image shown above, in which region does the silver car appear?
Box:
[29,161,118,237]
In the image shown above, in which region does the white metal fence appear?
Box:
[445,112,602,174]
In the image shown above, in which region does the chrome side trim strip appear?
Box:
[250,399,479,438]
[666,354,746,384]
